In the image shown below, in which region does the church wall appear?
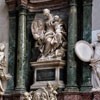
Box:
[92,0,100,42]
[0,0,9,43]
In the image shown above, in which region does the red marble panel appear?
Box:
[57,93,64,100]
[62,92,81,100]
[3,91,100,100]
[80,93,92,100]
[93,92,100,100]
[0,96,3,100]
[58,92,92,100]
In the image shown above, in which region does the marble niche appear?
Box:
[30,9,67,90]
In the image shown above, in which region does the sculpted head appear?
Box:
[54,15,60,21]
[43,9,50,17]
[47,82,52,89]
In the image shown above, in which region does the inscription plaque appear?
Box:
[36,69,55,81]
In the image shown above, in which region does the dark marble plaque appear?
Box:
[36,69,55,81]
[60,68,64,80]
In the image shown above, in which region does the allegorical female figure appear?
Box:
[90,33,100,91]
[43,9,58,57]
[31,9,67,61]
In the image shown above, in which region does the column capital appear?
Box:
[69,0,77,4]
[83,0,93,2]
[5,0,28,12]
[17,3,27,12]
[83,0,93,6]
[68,0,77,7]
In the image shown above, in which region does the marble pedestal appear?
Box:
[30,60,65,90]
[2,91,100,100]
[3,91,100,100]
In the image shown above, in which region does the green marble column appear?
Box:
[15,8,27,92]
[6,12,17,93]
[65,0,78,92]
[80,0,92,91]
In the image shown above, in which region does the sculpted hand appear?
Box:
[90,58,95,62]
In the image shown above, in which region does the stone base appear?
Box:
[2,91,100,100]
[31,81,64,90]
[30,60,65,90]
[0,96,3,100]
[3,92,24,100]
[3,94,13,100]
[12,93,24,100]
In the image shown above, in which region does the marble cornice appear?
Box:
[5,0,17,11]
[5,0,68,12]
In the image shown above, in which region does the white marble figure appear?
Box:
[23,92,32,100]
[46,82,57,100]
[89,33,100,91]
[35,82,57,100]
[0,43,11,95]
[52,15,66,59]
[43,9,57,57]
[31,19,45,53]
[24,82,58,100]
[31,9,66,61]
[0,44,6,68]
